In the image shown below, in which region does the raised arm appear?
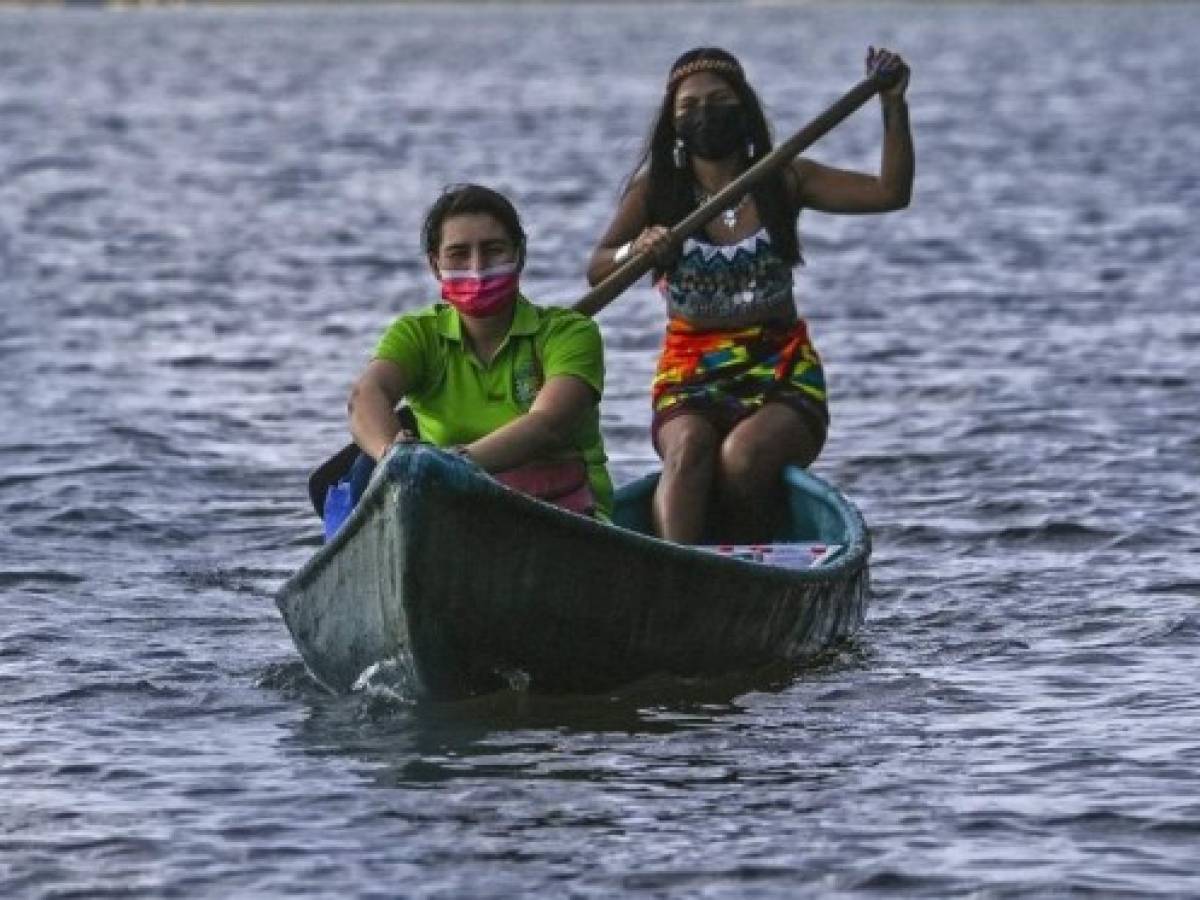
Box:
[792,47,914,215]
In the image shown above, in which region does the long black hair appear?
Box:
[627,47,801,266]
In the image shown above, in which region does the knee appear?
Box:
[719,431,775,493]
[660,423,717,476]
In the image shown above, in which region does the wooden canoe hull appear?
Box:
[276,445,870,699]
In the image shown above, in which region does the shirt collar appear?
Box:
[435,293,539,342]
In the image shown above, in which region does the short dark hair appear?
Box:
[421,184,526,256]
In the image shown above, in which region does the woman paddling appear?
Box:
[586,46,914,543]
[345,183,613,523]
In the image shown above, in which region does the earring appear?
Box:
[746,138,755,158]
[673,138,686,169]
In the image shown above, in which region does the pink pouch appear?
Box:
[493,459,595,516]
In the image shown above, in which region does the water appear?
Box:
[2,2,1198,896]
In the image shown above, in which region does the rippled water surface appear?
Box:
[2,2,1199,896]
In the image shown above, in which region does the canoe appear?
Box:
[276,444,870,699]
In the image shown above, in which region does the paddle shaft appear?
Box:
[573,72,896,318]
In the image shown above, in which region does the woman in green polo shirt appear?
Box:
[345,184,613,519]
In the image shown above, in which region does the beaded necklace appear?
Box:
[695,186,751,230]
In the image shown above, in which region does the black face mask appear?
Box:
[675,104,747,161]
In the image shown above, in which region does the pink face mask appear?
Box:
[440,262,520,318]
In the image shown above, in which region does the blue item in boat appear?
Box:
[323,481,354,542]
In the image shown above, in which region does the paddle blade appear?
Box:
[308,442,361,517]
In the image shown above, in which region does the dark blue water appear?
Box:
[2,3,1198,896]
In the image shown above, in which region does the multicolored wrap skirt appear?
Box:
[650,317,829,448]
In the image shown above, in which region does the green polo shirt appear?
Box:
[373,295,613,518]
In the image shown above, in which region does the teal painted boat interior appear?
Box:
[613,466,866,561]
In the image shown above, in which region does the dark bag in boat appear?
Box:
[493,459,595,517]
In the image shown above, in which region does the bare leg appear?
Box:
[653,414,719,543]
[717,402,824,543]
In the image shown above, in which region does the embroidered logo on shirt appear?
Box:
[513,358,542,410]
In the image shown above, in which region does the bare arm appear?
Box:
[792,48,914,214]
[347,359,414,461]
[586,177,672,286]
[464,375,596,472]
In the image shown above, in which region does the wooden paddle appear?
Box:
[574,67,905,317]
[309,407,417,517]
[309,67,901,513]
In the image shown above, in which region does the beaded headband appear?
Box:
[667,58,744,89]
